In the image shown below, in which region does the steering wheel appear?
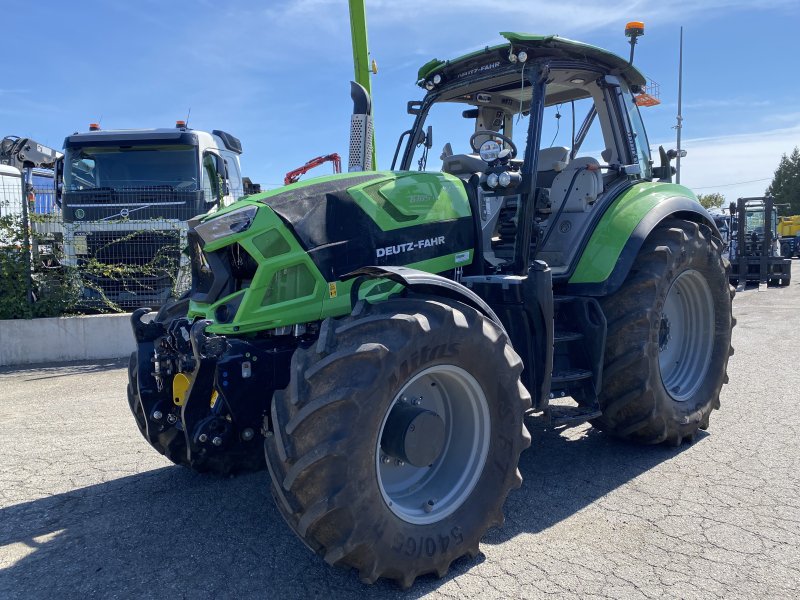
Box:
[469,130,518,159]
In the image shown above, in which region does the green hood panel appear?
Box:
[348,171,471,231]
[569,182,698,285]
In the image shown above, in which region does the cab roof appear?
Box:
[417,32,646,88]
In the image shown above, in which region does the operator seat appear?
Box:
[535,146,570,187]
[548,157,603,213]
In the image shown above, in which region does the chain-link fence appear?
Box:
[0,173,246,318]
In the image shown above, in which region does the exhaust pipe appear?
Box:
[348,81,373,172]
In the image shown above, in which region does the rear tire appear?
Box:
[264,297,530,587]
[593,218,734,445]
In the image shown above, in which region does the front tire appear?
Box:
[594,218,734,445]
[264,297,531,587]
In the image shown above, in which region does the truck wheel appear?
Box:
[594,218,734,445]
[264,297,530,588]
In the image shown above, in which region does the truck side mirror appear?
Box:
[218,156,230,197]
[203,152,229,204]
[54,156,64,206]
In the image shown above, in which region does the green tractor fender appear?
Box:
[343,265,507,334]
[567,182,720,296]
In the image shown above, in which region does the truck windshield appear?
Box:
[63,144,199,190]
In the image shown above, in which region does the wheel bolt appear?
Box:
[412,397,422,406]
[152,410,163,421]
[382,455,391,464]
[241,428,255,441]
[166,414,177,424]
[212,436,223,447]
[396,459,405,467]
[199,434,208,443]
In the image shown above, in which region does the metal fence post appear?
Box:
[21,167,34,305]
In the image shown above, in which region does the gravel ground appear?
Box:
[1,280,798,599]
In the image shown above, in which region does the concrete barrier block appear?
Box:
[0,313,148,366]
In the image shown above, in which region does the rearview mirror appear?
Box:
[407,101,422,115]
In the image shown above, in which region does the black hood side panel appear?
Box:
[262,176,474,280]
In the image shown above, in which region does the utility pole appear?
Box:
[676,26,684,184]
[348,0,377,168]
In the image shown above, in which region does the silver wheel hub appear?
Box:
[658,269,715,401]
[376,365,490,525]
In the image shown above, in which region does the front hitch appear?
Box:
[129,308,175,445]
[180,320,232,464]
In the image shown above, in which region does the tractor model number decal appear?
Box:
[375,236,446,258]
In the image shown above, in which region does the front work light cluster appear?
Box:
[195,205,259,244]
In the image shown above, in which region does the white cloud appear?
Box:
[653,123,800,200]
[274,0,798,34]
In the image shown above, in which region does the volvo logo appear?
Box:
[74,208,85,220]
[120,208,130,218]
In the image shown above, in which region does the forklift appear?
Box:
[729,196,792,289]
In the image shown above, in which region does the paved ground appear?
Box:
[1,280,799,599]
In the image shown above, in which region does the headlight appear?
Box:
[195,205,258,244]
[498,172,511,187]
[486,173,499,188]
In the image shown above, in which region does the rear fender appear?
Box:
[567,183,719,296]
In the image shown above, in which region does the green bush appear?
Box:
[0,211,79,320]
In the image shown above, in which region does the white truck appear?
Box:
[55,122,252,308]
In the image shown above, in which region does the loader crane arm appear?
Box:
[284,153,342,185]
[0,135,62,170]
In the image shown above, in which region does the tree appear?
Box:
[766,147,800,215]
[697,192,725,210]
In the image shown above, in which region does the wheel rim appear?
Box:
[658,269,715,401]
[376,365,491,525]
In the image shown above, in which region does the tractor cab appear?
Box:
[396,33,652,277]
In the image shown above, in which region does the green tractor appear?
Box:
[128,32,734,587]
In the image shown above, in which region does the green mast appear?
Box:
[348,0,377,168]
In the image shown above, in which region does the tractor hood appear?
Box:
[249,171,475,280]
[187,171,477,333]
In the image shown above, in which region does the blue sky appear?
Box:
[2,0,798,200]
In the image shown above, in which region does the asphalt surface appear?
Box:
[1,279,799,599]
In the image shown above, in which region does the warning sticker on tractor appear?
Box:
[328,282,338,298]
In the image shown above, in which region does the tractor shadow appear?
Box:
[485,421,701,546]
[0,424,699,599]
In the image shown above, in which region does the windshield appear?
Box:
[63,144,199,190]
[745,208,778,235]
[402,65,622,174]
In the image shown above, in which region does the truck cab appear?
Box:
[57,123,247,308]
[60,123,242,222]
